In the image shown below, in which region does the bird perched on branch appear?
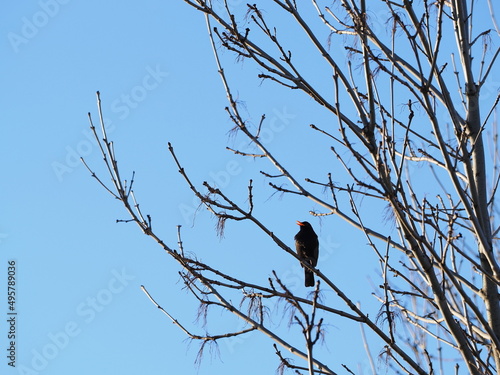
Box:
[294,221,319,287]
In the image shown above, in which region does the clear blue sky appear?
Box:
[2,1,499,375]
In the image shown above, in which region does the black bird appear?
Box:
[294,221,319,287]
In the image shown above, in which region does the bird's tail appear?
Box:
[304,270,314,287]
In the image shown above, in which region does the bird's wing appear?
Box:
[311,241,319,267]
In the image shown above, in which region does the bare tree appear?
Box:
[83,1,500,374]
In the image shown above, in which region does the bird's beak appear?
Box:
[296,221,305,226]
